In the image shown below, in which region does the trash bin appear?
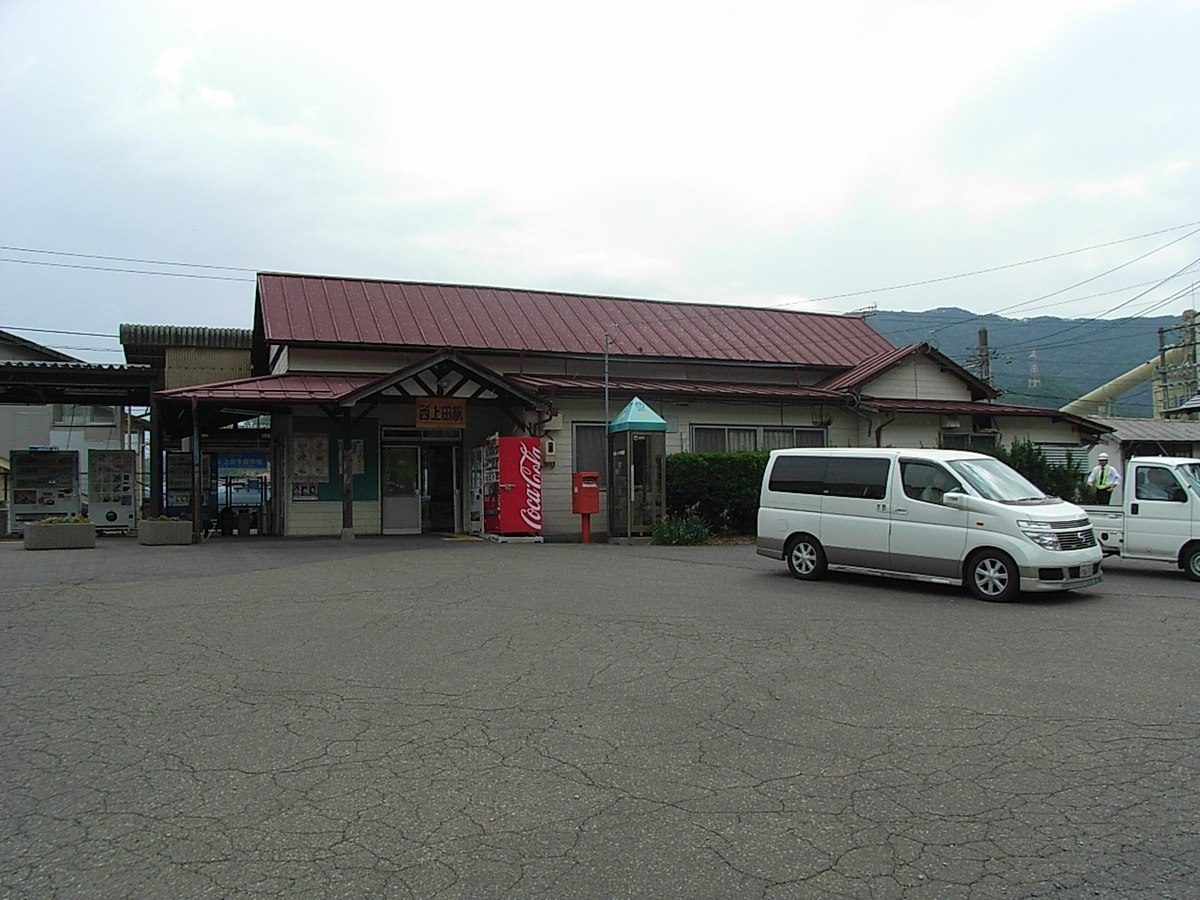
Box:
[219,506,235,536]
[236,509,252,537]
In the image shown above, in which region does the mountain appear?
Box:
[864,308,1184,418]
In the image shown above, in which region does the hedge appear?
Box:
[663,441,1087,535]
[665,451,769,534]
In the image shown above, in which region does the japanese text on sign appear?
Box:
[416,398,467,428]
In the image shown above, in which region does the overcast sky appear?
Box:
[2,0,1198,363]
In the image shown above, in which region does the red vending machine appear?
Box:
[482,435,543,539]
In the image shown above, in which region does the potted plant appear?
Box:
[23,515,96,550]
[138,516,194,546]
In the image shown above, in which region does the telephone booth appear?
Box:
[608,396,667,539]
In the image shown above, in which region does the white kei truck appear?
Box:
[1081,456,1200,581]
[757,448,1103,602]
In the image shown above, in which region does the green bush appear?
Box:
[661,441,1087,537]
[651,513,713,545]
[665,451,769,534]
[980,439,1086,502]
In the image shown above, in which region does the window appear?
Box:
[52,404,116,425]
[574,423,607,488]
[693,425,825,453]
[901,461,961,504]
[767,454,888,498]
[1035,444,1087,470]
[1134,466,1186,502]
[768,455,827,494]
[763,428,825,450]
[825,456,889,500]
[941,432,998,452]
[694,426,756,452]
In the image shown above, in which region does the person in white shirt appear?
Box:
[1086,452,1121,504]
[920,469,958,504]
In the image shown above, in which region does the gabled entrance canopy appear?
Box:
[337,349,546,411]
[157,349,545,413]
[152,350,549,539]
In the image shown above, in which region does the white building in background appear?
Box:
[1,329,140,534]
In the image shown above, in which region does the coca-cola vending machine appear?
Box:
[482,435,543,540]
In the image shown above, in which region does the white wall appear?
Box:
[864,357,968,400]
[287,500,381,537]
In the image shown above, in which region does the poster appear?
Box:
[292,434,329,482]
[292,481,319,500]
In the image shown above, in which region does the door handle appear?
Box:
[892,506,907,515]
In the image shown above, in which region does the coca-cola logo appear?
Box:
[518,443,542,531]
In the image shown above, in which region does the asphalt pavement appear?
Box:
[2,534,1197,898]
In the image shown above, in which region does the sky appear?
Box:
[2,0,1198,364]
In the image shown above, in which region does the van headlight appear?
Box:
[1018,520,1061,550]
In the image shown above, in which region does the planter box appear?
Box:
[138,520,194,546]
[24,522,96,550]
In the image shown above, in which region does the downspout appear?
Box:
[844,393,875,443]
[873,417,896,448]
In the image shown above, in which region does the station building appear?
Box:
[135,274,1108,541]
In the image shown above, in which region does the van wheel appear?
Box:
[1183,545,1200,582]
[966,549,1018,602]
[785,535,827,581]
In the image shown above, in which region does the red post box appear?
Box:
[572,471,600,543]
[572,471,600,514]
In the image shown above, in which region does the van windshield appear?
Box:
[946,458,1051,504]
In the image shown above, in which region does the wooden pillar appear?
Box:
[341,421,354,541]
[149,400,164,519]
[191,398,202,544]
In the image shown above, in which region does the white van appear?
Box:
[756,448,1103,601]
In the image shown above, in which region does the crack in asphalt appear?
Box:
[2,542,1198,897]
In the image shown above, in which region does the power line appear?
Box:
[1,325,119,338]
[923,228,1200,338]
[0,245,255,272]
[0,257,254,282]
[796,219,1200,305]
[872,273,1200,345]
[987,265,1200,354]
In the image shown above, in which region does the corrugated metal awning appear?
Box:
[1091,415,1200,442]
[156,373,378,403]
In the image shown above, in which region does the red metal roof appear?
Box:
[255,274,895,367]
[156,373,378,403]
[819,343,998,398]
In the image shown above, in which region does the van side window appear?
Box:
[902,461,961,504]
[826,457,889,500]
[768,455,827,494]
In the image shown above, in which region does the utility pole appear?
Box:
[976,328,992,386]
[1156,309,1199,416]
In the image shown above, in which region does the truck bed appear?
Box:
[1080,505,1123,554]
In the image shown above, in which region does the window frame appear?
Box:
[573,422,608,489]
[692,424,826,453]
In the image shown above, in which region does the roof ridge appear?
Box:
[255,272,856,320]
